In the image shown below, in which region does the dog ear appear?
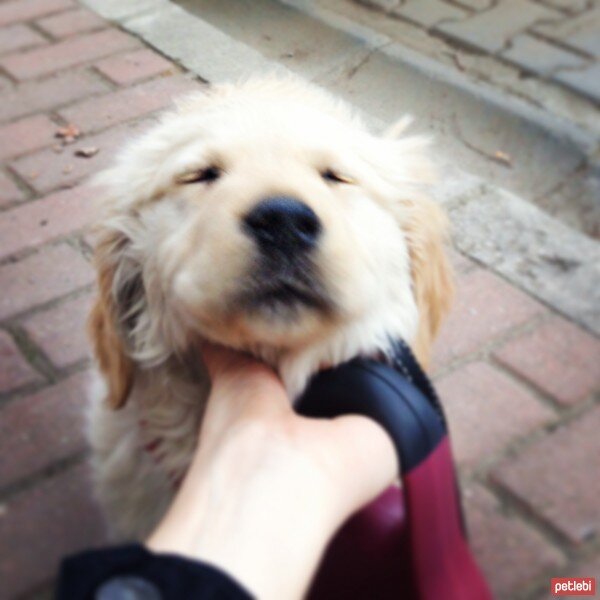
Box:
[404,197,454,369]
[88,232,135,410]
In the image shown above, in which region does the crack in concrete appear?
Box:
[451,114,515,167]
[343,40,392,80]
[532,159,589,204]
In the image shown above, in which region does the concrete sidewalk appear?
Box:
[0,1,598,599]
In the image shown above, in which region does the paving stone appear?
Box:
[36,7,106,39]
[0,244,93,320]
[0,69,110,123]
[464,486,565,597]
[59,74,196,133]
[554,62,600,104]
[436,362,554,468]
[494,316,600,406]
[0,463,107,599]
[493,406,600,544]
[11,118,153,193]
[502,34,588,76]
[0,186,93,260]
[95,48,175,86]
[22,293,93,368]
[437,0,561,53]
[393,0,467,28]
[0,330,42,393]
[0,0,74,27]
[535,6,600,56]
[432,269,543,368]
[453,0,493,9]
[0,23,46,55]
[0,114,57,161]
[0,170,26,207]
[539,0,590,13]
[0,29,139,80]
[0,370,89,489]
[357,0,401,10]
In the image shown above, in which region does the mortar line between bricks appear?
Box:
[0,38,144,86]
[5,323,57,380]
[0,68,116,126]
[25,19,57,44]
[432,311,551,380]
[486,476,596,559]
[489,354,599,415]
[0,281,94,326]
[1,112,66,163]
[511,541,600,600]
[0,233,93,267]
[3,70,195,157]
[0,358,91,409]
[107,19,210,85]
[474,257,600,339]
[479,482,573,566]
[460,387,599,484]
[0,451,88,504]
[0,166,34,208]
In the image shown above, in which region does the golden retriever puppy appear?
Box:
[87,76,453,539]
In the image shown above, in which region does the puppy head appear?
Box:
[88,77,452,407]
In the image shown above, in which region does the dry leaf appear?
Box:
[56,123,81,144]
[75,146,99,158]
[493,150,512,167]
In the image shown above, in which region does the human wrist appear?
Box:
[147,426,343,599]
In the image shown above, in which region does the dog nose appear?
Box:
[243,196,321,254]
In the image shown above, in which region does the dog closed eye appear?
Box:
[177,166,222,185]
[321,169,355,185]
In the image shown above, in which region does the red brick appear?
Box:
[0,0,73,27]
[494,317,600,406]
[436,362,553,468]
[432,269,543,369]
[0,371,89,489]
[0,463,107,599]
[0,170,26,207]
[95,48,175,86]
[0,23,46,55]
[0,74,11,94]
[464,486,564,597]
[0,114,56,161]
[0,244,93,319]
[59,75,197,133]
[0,69,110,123]
[22,293,93,368]
[0,29,138,80]
[574,555,600,582]
[0,186,93,259]
[493,406,600,544]
[540,556,600,599]
[36,7,106,38]
[0,330,42,393]
[11,118,153,192]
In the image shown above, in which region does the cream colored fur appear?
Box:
[87,76,453,539]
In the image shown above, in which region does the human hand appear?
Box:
[147,343,397,599]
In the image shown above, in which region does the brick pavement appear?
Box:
[358,0,600,103]
[0,2,598,598]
